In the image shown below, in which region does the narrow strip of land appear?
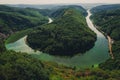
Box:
[107,36,114,59]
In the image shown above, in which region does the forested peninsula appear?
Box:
[27,7,96,56]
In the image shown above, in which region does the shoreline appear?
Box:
[90,14,114,59]
[107,36,114,59]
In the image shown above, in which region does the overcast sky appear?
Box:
[0,0,120,4]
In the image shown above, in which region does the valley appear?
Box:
[0,4,120,80]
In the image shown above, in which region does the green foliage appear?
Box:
[91,4,120,13]
[51,5,87,18]
[51,8,67,18]
[91,4,120,70]
[0,51,49,80]
[43,61,120,80]
[0,39,6,52]
[91,5,120,40]
[27,8,96,56]
[0,33,6,52]
[0,5,48,35]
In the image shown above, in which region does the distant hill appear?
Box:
[7,4,63,9]
[91,4,120,13]
[51,5,87,18]
[7,3,106,10]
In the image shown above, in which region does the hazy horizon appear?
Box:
[0,0,120,4]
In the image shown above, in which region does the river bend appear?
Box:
[6,11,109,68]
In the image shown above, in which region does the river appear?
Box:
[48,18,53,23]
[6,10,110,68]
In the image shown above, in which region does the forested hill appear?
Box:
[51,5,87,18]
[91,4,120,70]
[27,7,96,56]
[91,4,120,13]
[0,5,48,36]
[91,4,120,40]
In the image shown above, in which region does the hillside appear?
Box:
[0,5,48,36]
[51,5,87,18]
[91,4,120,70]
[0,51,49,80]
[27,7,96,56]
[91,4,120,40]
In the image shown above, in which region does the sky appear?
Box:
[0,0,120,4]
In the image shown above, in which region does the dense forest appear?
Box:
[0,4,48,53]
[0,4,120,80]
[0,5,48,35]
[0,51,49,80]
[51,5,88,18]
[91,4,120,70]
[27,7,96,56]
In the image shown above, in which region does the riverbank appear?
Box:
[90,11,114,60]
[93,25,114,59]
[90,14,114,59]
[107,36,114,59]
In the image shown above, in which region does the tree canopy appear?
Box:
[0,51,49,80]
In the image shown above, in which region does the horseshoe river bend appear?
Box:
[5,10,110,68]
